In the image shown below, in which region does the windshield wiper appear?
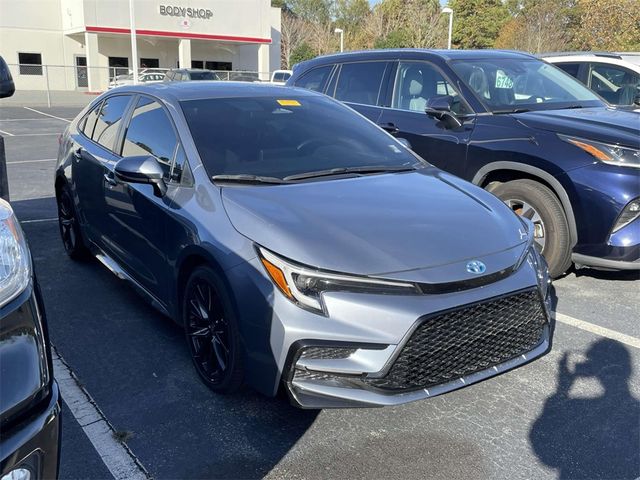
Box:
[212,174,287,185]
[556,105,584,110]
[284,164,418,182]
[492,108,531,114]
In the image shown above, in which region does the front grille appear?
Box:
[365,289,547,391]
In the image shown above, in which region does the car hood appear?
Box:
[516,107,640,148]
[221,168,527,283]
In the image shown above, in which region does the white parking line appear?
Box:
[556,312,640,349]
[52,348,150,480]
[4,133,60,137]
[23,106,72,123]
[7,158,56,164]
[20,217,58,224]
[0,128,14,136]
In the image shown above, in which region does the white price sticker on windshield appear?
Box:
[495,70,514,89]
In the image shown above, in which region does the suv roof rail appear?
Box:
[539,51,623,59]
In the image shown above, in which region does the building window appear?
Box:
[108,57,129,80]
[18,52,43,75]
[140,58,159,68]
[205,61,232,71]
[191,60,204,69]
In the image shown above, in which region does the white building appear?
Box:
[0,0,281,91]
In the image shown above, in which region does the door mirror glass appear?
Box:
[425,95,462,129]
[115,156,167,197]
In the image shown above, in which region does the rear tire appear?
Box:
[182,266,244,393]
[491,179,572,277]
[56,183,89,260]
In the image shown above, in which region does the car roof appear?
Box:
[296,48,537,68]
[109,81,322,101]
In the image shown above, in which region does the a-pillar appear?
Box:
[178,39,191,69]
[84,31,104,92]
[258,44,270,81]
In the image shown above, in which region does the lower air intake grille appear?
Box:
[365,289,547,391]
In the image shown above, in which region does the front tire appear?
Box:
[491,179,572,277]
[56,183,89,260]
[182,266,244,393]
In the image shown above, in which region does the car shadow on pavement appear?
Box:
[14,196,320,480]
[529,338,640,480]
[572,266,640,282]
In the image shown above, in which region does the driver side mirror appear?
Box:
[115,155,167,197]
[425,95,462,129]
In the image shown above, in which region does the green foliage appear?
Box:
[288,0,333,24]
[448,0,510,49]
[334,0,371,29]
[374,29,412,49]
[290,42,316,66]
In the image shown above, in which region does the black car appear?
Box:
[288,49,640,277]
[163,68,220,82]
[0,199,60,479]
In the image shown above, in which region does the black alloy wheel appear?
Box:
[57,184,88,259]
[183,266,243,393]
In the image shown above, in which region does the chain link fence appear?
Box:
[4,64,276,107]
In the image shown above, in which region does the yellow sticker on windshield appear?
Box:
[277,99,301,106]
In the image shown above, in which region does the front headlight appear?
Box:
[257,247,420,315]
[0,199,31,308]
[559,134,640,168]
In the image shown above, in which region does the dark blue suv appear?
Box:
[287,49,640,277]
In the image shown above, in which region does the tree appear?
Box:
[573,0,640,51]
[368,0,446,49]
[280,11,310,68]
[448,0,510,49]
[290,42,316,66]
[495,0,577,53]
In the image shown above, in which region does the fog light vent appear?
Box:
[299,347,357,360]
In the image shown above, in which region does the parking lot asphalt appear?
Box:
[2,105,639,480]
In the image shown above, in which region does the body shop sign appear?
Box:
[159,5,213,19]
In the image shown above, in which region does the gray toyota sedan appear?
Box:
[55,82,552,408]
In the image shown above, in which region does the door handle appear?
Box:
[103,172,117,187]
[379,122,399,134]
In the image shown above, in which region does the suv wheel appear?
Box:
[491,179,572,277]
[56,184,89,260]
[183,266,244,393]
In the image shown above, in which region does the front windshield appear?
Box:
[181,95,421,180]
[451,58,604,112]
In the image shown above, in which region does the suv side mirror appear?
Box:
[425,95,462,129]
[0,56,15,99]
[115,155,167,197]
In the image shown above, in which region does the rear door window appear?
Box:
[294,65,333,92]
[334,62,388,106]
[91,95,131,151]
[121,96,178,178]
[555,62,581,79]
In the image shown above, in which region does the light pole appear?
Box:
[129,0,139,84]
[442,7,453,50]
[334,28,344,53]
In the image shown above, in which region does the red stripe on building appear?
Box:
[85,26,271,44]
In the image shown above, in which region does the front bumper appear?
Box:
[1,280,60,479]
[284,288,552,409]
[0,382,61,480]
